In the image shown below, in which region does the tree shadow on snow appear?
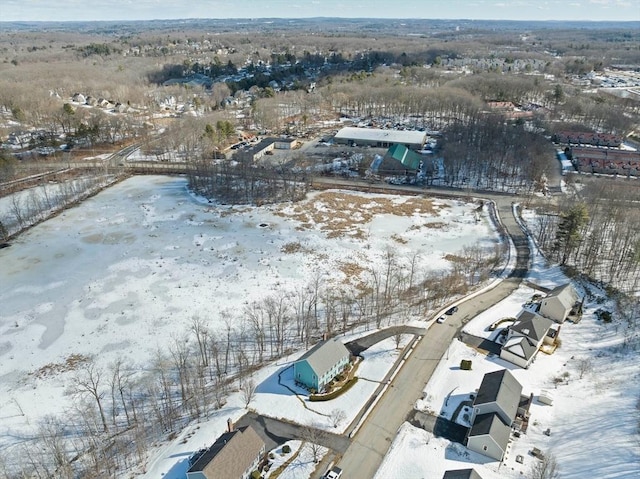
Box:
[255,364,308,396]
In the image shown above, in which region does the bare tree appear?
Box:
[37,415,74,479]
[329,408,347,428]
[71,360,109,432]
[301,426,324,464]
[240,378,257,408]
[577,358,593,379]
[528,453,560,479]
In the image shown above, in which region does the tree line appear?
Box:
[532,179,640,295]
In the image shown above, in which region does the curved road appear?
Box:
[312,179,531,479]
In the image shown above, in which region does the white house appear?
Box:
[539,283,580,323]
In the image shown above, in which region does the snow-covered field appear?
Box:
[5,174,634,479]
[0,175,497,474]
[376,226,640,479]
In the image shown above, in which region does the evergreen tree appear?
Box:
[553,203,588,265]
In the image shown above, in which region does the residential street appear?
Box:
[325,187,531,479]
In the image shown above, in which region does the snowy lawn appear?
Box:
[140,334,411,479]
[376,220,640,479]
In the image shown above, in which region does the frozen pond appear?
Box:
[0,175,498,436]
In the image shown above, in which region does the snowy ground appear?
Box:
[141,335,410,479]
[0,175,497,474]
[375,213,640,479]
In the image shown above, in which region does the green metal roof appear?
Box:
[386,143,422,171]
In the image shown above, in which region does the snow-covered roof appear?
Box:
[502,336,537,360]
[335,127,426,146]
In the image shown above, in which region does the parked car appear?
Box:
[445,306,459,315]
[325,466,343,479]
[436,315,447,324]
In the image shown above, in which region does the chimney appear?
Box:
[227,418,233,433]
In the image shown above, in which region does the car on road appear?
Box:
[445,306,459,315]
[325,466,343,479]
[436,315,447,324]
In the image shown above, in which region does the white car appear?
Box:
[325,466,343,479]
[436,315,447,324]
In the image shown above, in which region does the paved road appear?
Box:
[331,186,531,479]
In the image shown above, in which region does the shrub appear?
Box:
[460,359,472,370]
[282,444,291,454]
[310,377,358,401]
[250,470,261,479]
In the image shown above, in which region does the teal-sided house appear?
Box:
[293,338,351,392]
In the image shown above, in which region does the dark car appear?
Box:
[445,306,459,315]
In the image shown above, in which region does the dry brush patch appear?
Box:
[31,353,91,379]
[274,191,442,239]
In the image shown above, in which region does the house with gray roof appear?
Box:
[500,311,555,368]
[466,413,511,461]
[293,338,350,393]
[443,468,485,479]
[539,283,581,323]
[186,424,265,479]
[472,369,522,426]
[466,369,523,461]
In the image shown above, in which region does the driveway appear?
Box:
[235,412,351,454]
[408,410,469,444]
[458,331,502,355]
[345,325,427,356]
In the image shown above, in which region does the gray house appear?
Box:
[472,369,522,426]
[443,470,484,479]
[500,311,554,368]
[294,338,350,393]
[467,369,523,461]
[466,413,511,461]
[186,424,265,479]
[539,283,580,323]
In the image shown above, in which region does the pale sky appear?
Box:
[1,0,639,22]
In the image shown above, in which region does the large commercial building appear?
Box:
[334,127,426,149]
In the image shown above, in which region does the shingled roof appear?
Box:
[296,338,350,378]
[443,468,485,479]
[187,425,264,479]
[474,369,522,422]
[512,311,553,342]
[468,413,511,452]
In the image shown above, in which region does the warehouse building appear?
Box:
[334,127,426,150]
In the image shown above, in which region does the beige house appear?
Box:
[539,283,580,323]
[186,424,265,479]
